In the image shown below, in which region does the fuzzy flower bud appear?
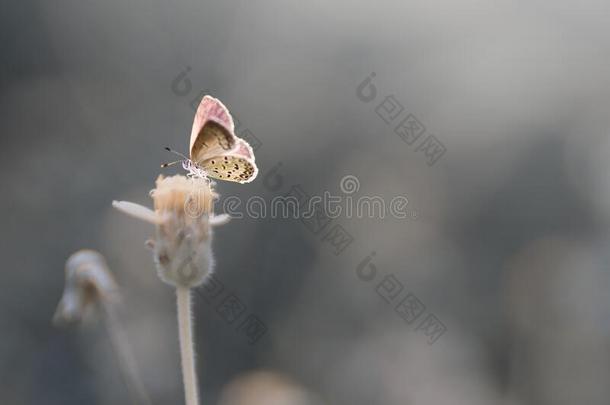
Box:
[53,249,119,325]
[113,175,230,288]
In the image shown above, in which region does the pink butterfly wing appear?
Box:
[189,96,237,162]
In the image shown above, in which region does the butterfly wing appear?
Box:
[200,139,258,183]
[189,96,237,163]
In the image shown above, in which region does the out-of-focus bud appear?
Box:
[53,249,118,325]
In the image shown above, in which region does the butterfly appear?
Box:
[164,96,258,183]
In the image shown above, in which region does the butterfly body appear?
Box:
[187,96,258,183]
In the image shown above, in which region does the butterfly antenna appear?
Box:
[164,146,189,161]
[160,159,182,168]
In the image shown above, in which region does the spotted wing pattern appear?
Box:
[200,139,258,183]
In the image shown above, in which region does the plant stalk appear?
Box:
[176,287,199,405]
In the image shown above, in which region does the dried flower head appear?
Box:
[53,249,119,325]
[113,175,230,288]
[152,174,215,216]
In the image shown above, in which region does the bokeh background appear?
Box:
[3,1,610,404]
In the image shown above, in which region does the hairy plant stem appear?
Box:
[176,287,199,405]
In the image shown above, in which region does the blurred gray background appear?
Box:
[2,0,610,404]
